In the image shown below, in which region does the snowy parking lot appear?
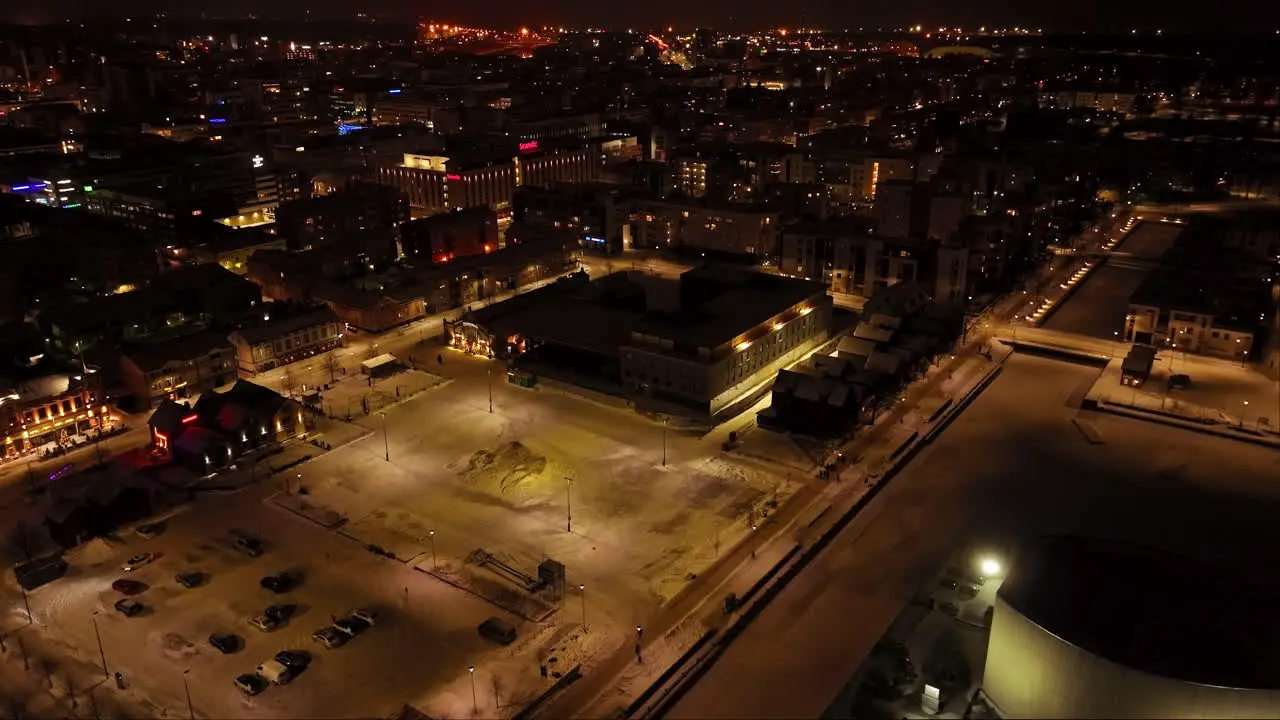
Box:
[3,345,802,719]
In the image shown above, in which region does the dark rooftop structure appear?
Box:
[1000,535,1280,690]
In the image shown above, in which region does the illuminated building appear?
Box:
[376,143,598,214]
[1,372,113,460]
[628,197,779,259]
[513,182,629,255]
[227,305,341,375]
[452,266,831,415]
[119,331,237,409]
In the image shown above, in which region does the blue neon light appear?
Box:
[10,182,47,192]
[388,88,402,94]
[337,123,367,136]
[209,118,227,124]
[584,236,607,244]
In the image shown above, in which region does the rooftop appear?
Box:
[999,535,1280,690]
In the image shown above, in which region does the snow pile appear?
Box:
[67,536,120,567]
[451,441,570,503]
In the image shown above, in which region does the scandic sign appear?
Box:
[446,174,462,181]
[518,141,539,152]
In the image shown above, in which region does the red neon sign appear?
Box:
[518,141,539,152]
[182,414,199,424]
[446,173,462,181]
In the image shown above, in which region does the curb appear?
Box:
[1087,401,1280,449]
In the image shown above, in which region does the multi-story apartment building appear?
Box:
[227,306,342,375]
[513,183,629,255]
[274,182,409,257]
[119,331,237,409]
[400,207,499,263]
[628,197,779,258]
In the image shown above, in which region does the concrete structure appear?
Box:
[985,536,1280,718]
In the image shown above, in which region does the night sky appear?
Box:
[2,0,1279,32]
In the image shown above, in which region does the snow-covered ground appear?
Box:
[0,343,801,719]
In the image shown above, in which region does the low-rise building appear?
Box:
[313,283,426,333]
[1,371,112,459]
[400,207,499,263]
[228,306,341,375]
[119,331,237,410]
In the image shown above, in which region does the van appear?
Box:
[477,617,517,645]
[256,659,294,685]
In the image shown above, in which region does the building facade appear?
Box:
[227,307,341,374]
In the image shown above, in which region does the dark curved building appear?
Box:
[984,536,1280,718]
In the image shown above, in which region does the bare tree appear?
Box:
[322,351,341,384]
[280,368,298,398]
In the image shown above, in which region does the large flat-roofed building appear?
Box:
[985,536,1280,718]
[448,266,831,414]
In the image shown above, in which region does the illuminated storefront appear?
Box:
[1,372,117,460]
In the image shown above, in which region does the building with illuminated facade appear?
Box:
[1,371,112,460]
[227,305,341,375]
[119,331,237,410]
[376,142,599,215]
[452,266,831,415]
[628,197,780,259]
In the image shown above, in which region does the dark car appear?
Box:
[259,572,301,594]
[234,673,268,696]
[114,598,145,617]
[1168,373,1191,390]
[175,572,205,589]
[477,617,517,645]
[274,650,311,669]
[112,579,146,596]
[209,633,239,654]
[333,616,371,638]
[264,604,296,623]
[233,536,265,557]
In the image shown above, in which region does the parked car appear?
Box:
[209,633,239,654]
[175,571,205,588]
[136,523,165,539]
[121,553,155,572]
[264,604,296,623]
[248,614,280,632]
[477,617,517,645]
[312,627,348,649]
[234,673,268,696]
[333,616,371,638]
[1168,373,1191,390]
[111,579,146,596]
[256,659,294,685]
[232,536,265,557]
[259,572,302,594]
[114,598,145,617]
[349,608,378,626]
[274,650,311,670]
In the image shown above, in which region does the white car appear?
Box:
[121,553,155,572]
[349,608,378,626]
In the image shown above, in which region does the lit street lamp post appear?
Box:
[90,611,108,678]
[468,666,478,715]
[564,477,573,533]
[661,419,668,467]
[1241,400,1250,429]
[429,530,437,568]
[579,584,588,632]
[378,411,389,462]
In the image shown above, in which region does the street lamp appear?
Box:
[429,530,437,568]
[182,669,195,720]
[1241,400,1250,429]
[378,411,389,462]
[564,476,573,533]
[579,584,588,632]
[487,367,493,413]
[661,419,668,467]
[468,666,478,715]
[90,611,108,678]
[979,557,1002,577]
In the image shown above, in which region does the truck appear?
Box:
[1120,345,1157,387]
[14,555,68,591]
